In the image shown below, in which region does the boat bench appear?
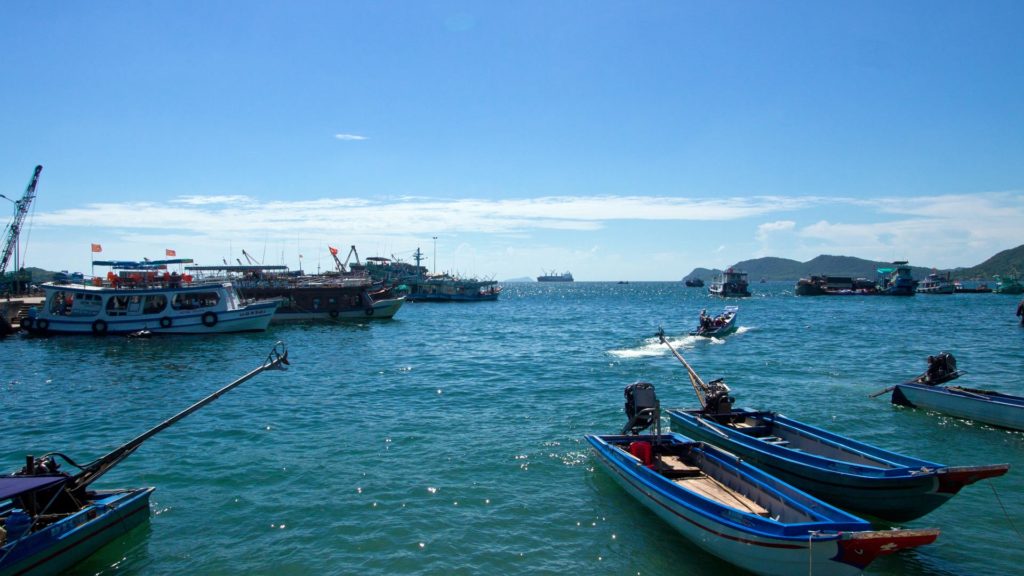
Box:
[656,455,704,478]
[761,436,790,447]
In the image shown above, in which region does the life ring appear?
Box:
[159,316,173,329]
[329,309,340,319]
[364,307,374,316]
[201,312,218,327]
[91,319,108,335]
[36,318,49,331]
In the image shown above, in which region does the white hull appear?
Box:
[895,384,1024,430]
[24,282,279,335]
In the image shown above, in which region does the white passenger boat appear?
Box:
[21,260,280,336]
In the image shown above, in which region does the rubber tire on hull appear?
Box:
[91,319,108,335]
[201,312,218,327]
[160,316,173,328]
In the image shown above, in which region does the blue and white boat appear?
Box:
[891,353,1024,431]
[586,383,939,576]
[655,332,1009,522]
[21,259,280,336]
[689,306,738,337]
[876,260,918,296]
[708,268,750,297]
[0,343,289,575]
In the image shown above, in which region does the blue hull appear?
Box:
[1,487,153,575]
[666,408,1008,521]
[892,382,1024,431]
[586,433,938,576]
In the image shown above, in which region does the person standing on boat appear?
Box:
[1017,298,1023,325]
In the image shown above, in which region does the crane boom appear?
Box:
[1,165,42,276]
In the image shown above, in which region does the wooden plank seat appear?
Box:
[656,455,703,478]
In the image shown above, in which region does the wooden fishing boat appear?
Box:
[655,331,1009,522]
[586,383,939,576]
[890,352,1024,431]
[689,306,737,337]
[20,259,279,336]
[0,343,289,575]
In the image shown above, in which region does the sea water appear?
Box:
[2,282,1022,575]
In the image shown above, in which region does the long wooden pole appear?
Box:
[657,328,707,408]
[69,341,289,491]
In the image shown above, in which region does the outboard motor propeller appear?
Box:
[622,382,659,435]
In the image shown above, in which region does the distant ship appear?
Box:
[537,270,574,282]
[684,277,704,287]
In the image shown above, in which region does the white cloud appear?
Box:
[22,190,1024,278]
[334,133,368,141]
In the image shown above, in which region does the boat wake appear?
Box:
[608,334,700,358]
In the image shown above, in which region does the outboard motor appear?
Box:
[622,382,659,435]
[937,352,957,375]
[702,378,735,416]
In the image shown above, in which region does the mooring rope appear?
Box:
[990,483,1023,542]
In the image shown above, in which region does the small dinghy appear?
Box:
[657,331,1010,522]
[586,382,939,576]
[891,352,1024,431]
[689,306,738,338]
[1,342,289,575]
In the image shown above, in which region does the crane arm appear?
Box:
[0,165,42,276]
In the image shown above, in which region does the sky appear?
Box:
[1,1,1022,281]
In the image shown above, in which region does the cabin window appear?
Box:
[171,292,221,310]
[143,295,168,314]
[70,292,102,317]
[106,296,130,316]
[48,291,73,315]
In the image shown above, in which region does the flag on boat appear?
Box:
[329,246,339,256]
[166,248,176,257]
[91,243,102,253]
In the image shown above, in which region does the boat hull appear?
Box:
[0,487,153,576]
[666,408,1007,521]
[892,383,1024,431]
[269,297,405,322]
[24,300,278,335]
[586,433,937,576]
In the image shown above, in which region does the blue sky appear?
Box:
[2,1,1022,280]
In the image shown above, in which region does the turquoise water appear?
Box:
[3,282,1023,575]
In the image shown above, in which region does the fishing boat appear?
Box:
[359,248,501,301]
[20,259,280,336]
[190,264,405,321]
[890,353,1024,431]
[654,331,1009,521]
[875,261,918,296]
[795,275,876,296]
[0,343,289,575]
[586,382,939,576]
[993,274,1024,295]
[689,306,738,338]
[917,272,955,294]
[708,268,750,297]
[683,277,704,287]
[537,270,574,282]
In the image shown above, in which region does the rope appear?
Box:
[990,483,1023,542]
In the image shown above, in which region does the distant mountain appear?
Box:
[952,244,1024,278]
[684,245,1024,282]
